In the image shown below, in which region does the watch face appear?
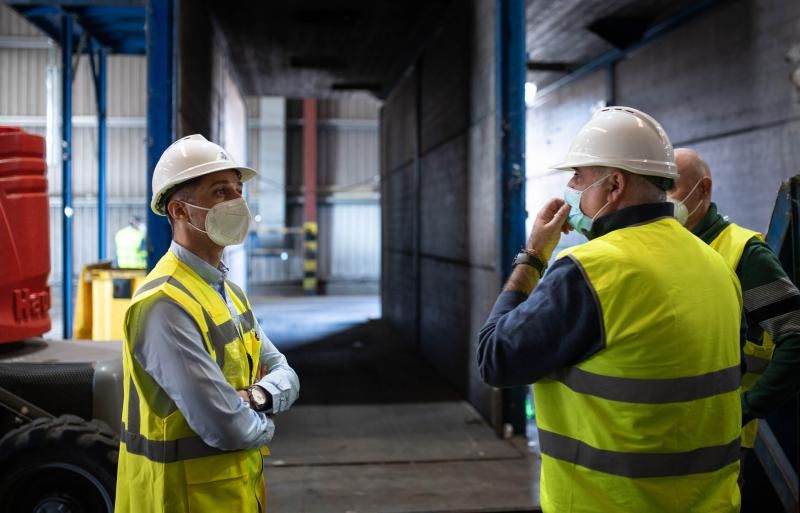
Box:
[251,386,267,406]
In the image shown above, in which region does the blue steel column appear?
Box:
[61,14,74,339]
[145,0,175,269]
[496,0,527,434]
[96,44,108,260]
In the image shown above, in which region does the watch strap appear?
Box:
[512,250,546,275]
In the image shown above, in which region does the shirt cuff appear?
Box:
[259,380,287,414]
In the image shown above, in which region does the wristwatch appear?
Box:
[246,385,272,412]
[512,249,547,276]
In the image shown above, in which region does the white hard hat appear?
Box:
[151,134,258,215]
[552,106,677,180]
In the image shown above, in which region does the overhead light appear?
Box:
[525,82,538,107]
[280,252,289,261]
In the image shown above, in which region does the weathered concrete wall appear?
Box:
[527,0,800,236]
[177,1,246,149]
[177,0,249,286]
[381,0,499,420]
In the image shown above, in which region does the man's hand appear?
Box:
[237,389,251,406]
[527,198,571,262]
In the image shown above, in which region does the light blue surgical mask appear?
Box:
[564,174,611,237]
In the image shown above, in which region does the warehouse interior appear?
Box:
[1,0,800,511]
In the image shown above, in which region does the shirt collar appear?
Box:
[589,202,675,239]
[691,202,730,244]
[170,241,228,286]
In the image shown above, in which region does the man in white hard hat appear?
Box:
[478,107,744,512]
[669,148,800,486]
[115,134,299,513]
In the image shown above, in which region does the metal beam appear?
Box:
[0,36,53,49]
[535,0,727,101]
[145,0,174,270]
[61,14,74,339]
[0,115,145,128]
[753,419,799,513]
[496,0,527,435]
[526,61,574,72]
[88,40,108,260]
[302,98,319,295]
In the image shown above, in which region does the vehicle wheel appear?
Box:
[0,415,119,513]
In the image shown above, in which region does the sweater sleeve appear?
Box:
[737,238,800,423]
[477,256,605,387]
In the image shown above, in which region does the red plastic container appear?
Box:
[0,127,51,342]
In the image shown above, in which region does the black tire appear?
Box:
[0,415,119,513]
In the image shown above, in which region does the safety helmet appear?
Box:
[552,106,677,180]
[150,134,258,215]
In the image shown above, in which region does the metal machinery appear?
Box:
[0,3,160,511]
[0,127,122,511]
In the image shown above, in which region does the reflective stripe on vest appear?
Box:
[115,250,265,513]
[538,218,742,513]
[134,274,258,369]
[122,426,229,463]
[552,364,740,404]
[539,429,740,479]
[709,223,773,448]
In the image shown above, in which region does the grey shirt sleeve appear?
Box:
[133,299,275,451]
[255,322,300,414]
[477,256,605,387]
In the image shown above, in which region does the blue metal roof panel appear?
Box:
[9,2,145,54]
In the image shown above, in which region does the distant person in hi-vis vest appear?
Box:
[115,134,299,513]
[114,215,147,269]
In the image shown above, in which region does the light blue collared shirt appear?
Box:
[132,241,300,451]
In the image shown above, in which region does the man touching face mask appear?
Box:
[563,171,611,237]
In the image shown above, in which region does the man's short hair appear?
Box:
[162,177,201,221]
[643,176,674,191]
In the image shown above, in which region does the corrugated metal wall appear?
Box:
[0,4,147,284]
[2,4,380,290]
[247,95,381,286]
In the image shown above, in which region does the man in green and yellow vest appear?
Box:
[114,215,147,269]
[115,134,300,513]
[669,148,800,479]
[479,107,744,512]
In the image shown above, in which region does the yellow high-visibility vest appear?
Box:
[115,225,147,269]
[535,216,742,513]
[709,223,774,448]
[115,249,267,513]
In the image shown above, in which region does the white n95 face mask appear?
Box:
[182,197,252,246]
[668,179,702,225]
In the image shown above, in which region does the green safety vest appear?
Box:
[709,223,774,448]
[115,225,147,269]
[115,250,267,513]
[535,217,742,513]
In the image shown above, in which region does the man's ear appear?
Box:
[166,199,187,221]
[607,170,626,203]
[700,176,713,200]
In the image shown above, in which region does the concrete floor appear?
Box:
[254,297,540,513]
[47,292,540,511]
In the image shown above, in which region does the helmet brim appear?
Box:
[151,164,259,216]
